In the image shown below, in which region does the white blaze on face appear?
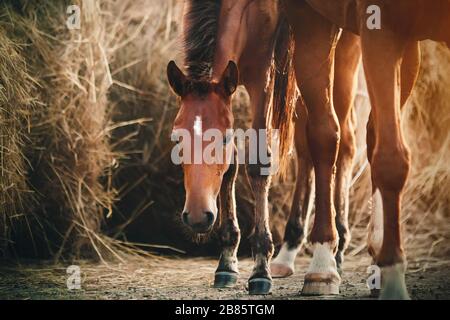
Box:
[193,115,202,137]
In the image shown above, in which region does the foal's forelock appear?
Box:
[184,80,215,96]
[184,0,221,81]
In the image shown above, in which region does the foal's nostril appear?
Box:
[182,211,215,233]
[205,211,214,226]
[182,211,189,225]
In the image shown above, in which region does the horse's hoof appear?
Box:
[214,271,238,288]
[248,278,272,295]
[379,288,411,300]
[270,243,298,278]
[270,263,294,278]
[301,273,341,296]
[379,263,410,300]
[302,243,341,296]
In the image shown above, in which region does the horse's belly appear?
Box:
[306,0,450,43]
[305,0,359,34]
[383,0,450,42]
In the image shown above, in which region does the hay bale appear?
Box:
[0,0,118,259]
[401,41,450,259]
[0,27,35,257]
[27,0,117,259]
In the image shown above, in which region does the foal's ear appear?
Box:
[220,61,239,96]
[167,60,187,96]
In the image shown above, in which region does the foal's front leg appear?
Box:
[214,158,241,288]
[246,163,274,295]
[244,72,277,295]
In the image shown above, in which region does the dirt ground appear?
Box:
[1,253,449,300]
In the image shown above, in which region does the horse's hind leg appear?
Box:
[271,98,314,278]
[367,41,420,262]
[271,31,361,278]
[286,0,341,295]
[361,27,416,300]
[214,158,240,288]
[365,40,420,299]
[333,31,360,274]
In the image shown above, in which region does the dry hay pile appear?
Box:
[0,26,35,257]
[400,41,450,261]
[0,0,119,260]
[0,0,448,261]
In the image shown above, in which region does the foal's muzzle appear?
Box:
[182,211,215,234]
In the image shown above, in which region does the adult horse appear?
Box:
[167,0,297,295]
[270,31,360,279]
[282,0,450,299]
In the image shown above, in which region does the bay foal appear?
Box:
[167,0,296,295]
[282,0,449,299]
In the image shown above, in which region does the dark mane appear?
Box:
[183,0,221,81]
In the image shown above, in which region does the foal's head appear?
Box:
[167,60,238,234]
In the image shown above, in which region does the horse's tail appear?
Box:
[271,10,297,176]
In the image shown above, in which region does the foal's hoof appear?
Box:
[248,278,272,295]
[270,263,294,278]
[301,273,341,296]
[214,271,238,288]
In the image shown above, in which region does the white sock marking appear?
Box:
[307,242,339,276]
[380,263,410,300]
[272,243,299,270]
[368,190,384,257]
